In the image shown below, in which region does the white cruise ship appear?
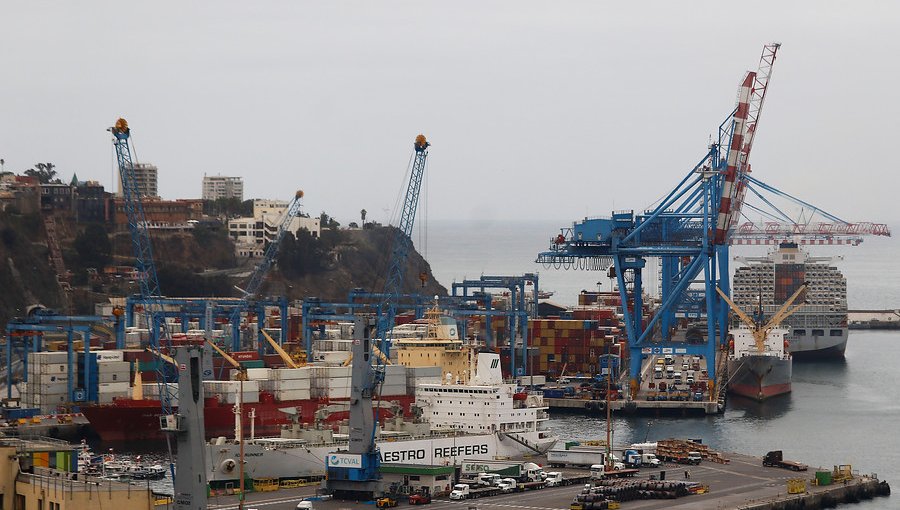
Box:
[206,352,558,486]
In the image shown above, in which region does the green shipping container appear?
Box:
[815,470,832,486]
[240,360,265,369]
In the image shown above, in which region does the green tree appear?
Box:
[360,209,367,223]
[277,229,326,278]
[73,224,112,269]
[24,162,58,184]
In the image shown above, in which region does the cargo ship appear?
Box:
[727,325,792,400]
[733,242,848,359]
[207,353,558,485]
[80,365,424,442]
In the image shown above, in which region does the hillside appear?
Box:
[0,211,446,328]
[0,212,64,327]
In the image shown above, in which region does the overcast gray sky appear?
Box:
[2,1,897,226]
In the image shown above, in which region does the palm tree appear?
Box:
[24,162,58,184]
[360,209,367,223]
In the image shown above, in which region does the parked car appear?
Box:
[408,493,432,505]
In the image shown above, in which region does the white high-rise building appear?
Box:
[117,162,158,198]
[202,175,244,201]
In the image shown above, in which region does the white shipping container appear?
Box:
[317,377,351,389]
[274,389,312,401]
[30,393,68,406]
[315,367,351,378]
[271,379,311,391]
[324,387,350,399]
[97,360,130,372]
[28,363,68,375]
[28,351,69,364]
[271,368,312,380]
[98,382,131,393]
[98,372,130,384]
[27,374,69,385]
[95,351,125,362]
[246,368,272,381]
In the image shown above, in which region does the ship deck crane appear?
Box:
[716,283,808,353]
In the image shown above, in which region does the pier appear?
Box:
[848,309,900,329]
[201,452,889,510]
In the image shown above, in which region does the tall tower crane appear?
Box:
[111,120,209,506]
[109,119,177,410]
[325,135,430,500]
[376,134,430,355]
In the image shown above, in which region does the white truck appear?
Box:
[498,478,518,493]
[544,472,564,487]
[642,453,661,467]
[448,483,501,500]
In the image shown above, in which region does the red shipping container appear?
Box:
[231,351,260,361]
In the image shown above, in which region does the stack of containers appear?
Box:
[259,367,312,401]
[312,366,351,399]
[25,351,70,413]
[95,351,131,403]
[527,317,617,377]
[142,383,179,405]
[203,380,260,404]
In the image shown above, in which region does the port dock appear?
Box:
[203,452,889,509]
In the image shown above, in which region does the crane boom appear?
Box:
[376,135,430,354]
[260,329,299,369]
[110,119,177,413]
[241,190,305,298]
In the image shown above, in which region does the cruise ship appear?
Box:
[733,242,848,359]
[206,352,558,486]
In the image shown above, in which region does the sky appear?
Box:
[2,1,898,227]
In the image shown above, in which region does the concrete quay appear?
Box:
[202,452,888,510]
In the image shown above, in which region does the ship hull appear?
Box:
[81,395,415,443]
[727,355,792,401]
[207,431,558,485]
[788,328,848,360]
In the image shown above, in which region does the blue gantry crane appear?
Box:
[536,44,782,394]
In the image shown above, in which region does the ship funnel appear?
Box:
[471,353,503,385]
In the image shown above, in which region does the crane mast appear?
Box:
[376,135,430,354]
[111,120,207,508]
[109,119,177,414]
[241,190,305,299]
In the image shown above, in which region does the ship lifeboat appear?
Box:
[513,392,527,401]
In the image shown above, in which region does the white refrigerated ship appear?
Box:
[207,352,558,485]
